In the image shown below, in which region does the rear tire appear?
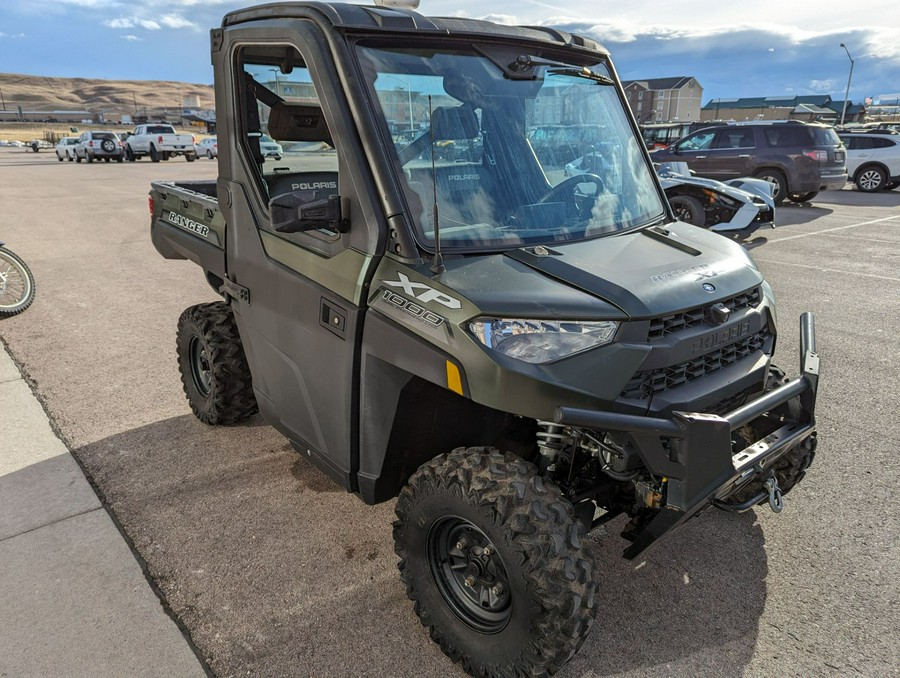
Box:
[669,194,706,226]
[86,153,93,164]
[0,247,36,317]
[150,145,160,163]
[754,168,787,204]
[176,302,258,425]
[855,165,887,192]
[207,150,213,160]
[394,448,597,677]
[788,191,818,203]
[185,153,196,162]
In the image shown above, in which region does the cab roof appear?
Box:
[222,1,608,56]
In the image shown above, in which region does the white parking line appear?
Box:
[769,214,900,243]
[819,233,900,245]
[752,258,900,283]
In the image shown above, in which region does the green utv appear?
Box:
[150,2,820,675]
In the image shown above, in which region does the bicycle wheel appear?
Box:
[0,247,36,317]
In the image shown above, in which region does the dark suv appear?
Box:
[650,121,847,204]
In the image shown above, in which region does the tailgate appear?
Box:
[150,180,226,278]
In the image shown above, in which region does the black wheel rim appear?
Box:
[672,200,694,222]
[189,336,212,396]
[427,516,512,633]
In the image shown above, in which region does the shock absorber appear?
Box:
[536,421,572,472]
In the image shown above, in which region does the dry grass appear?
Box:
[0,71,214,141]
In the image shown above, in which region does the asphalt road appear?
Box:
[1,147,898,677]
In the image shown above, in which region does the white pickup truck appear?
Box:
[124,123,196,162]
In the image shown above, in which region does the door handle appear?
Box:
[695,155,706,159]
[738,154,751,158]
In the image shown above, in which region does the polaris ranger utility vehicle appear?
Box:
[150,2,820,675]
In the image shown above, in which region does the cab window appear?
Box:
[235,46,339,235]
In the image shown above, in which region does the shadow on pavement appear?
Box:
[775,204,834,227]
[74,414,768,677]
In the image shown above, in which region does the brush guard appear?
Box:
[555,313,820,559]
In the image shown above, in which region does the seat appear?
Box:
[264,102,337,198]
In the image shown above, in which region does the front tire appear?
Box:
[855,165,887,192]
[0,247,36,317]
[176,302,258,425]
[669,194,706,226]
[394,448,597,677]
[754,168,787,204]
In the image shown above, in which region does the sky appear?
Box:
[1,0,899,105]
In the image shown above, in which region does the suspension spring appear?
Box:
[537,421,572,460]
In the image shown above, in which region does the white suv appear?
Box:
[838,131,900,192]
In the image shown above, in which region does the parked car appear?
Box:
[195,136,218,159]
[125,123,196,162]
[259,134,283,160]
[650,121,847,204]
[74,131,124,163]
[655,162,775,234]
[55,136,79,162]
[837,131,900,192]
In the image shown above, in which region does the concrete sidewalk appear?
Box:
[0,348,206,677]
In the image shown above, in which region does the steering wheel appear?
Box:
[538,174,604,219]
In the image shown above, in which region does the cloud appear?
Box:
[103,18,133,29]
[808,80,836,93]
[0,32,26,39]
[138,19,160,30]
[160,14,196,29]
[121,35,142,42]
[479,14,518,25]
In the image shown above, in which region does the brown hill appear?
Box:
[0,72,214,114]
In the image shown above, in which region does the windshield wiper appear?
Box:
[546,67,614,86]
[505,55,613,84]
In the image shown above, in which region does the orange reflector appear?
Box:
[446,361,463,395]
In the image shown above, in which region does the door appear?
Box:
[220,38,382,489]
[704,127,756,180]
[671,129,717,177]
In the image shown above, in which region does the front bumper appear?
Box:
[556,313,820,558]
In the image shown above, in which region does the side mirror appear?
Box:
[270,190,349,234]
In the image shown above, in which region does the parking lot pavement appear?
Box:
[0,347,206,677]
[0,148,898,676]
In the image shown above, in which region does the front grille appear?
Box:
[621,329,770,401]
[647,287,762,340]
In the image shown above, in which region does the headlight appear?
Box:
[468,318,619,364]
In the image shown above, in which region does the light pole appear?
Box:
[382,74,414,132]
[268,68,282,96]
[839,43,855,127]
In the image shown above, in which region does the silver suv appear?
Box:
[650,121,847,204]
[74,131,124,163]
[837,131,900,192]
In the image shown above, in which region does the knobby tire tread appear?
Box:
[394,447,597,677]
[177,301,257,425]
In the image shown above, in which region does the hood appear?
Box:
[492,224,764,318]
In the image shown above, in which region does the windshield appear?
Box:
[356,44,665,251]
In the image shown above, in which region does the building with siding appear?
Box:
[622,77,703,123]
